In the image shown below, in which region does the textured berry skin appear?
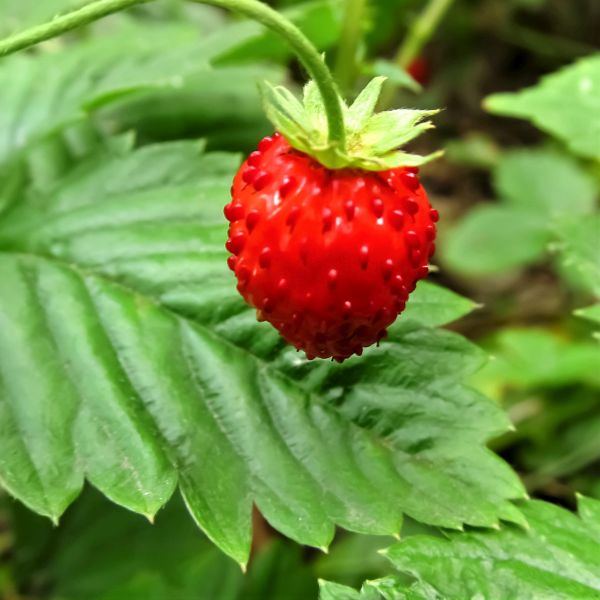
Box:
[225,133,437,361]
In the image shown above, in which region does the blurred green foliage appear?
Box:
[0,0,598,598]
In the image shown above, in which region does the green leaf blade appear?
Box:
[386,500,600,600]
[443,205,551,276]
[0,140,524,564]
[494,148,597,218]
[485,54,600,160]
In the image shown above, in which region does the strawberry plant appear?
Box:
[0,1,598,598]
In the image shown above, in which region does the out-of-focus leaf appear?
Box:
[485,54,600,160]
[494,149,597,217]
[316,535,394,588]
[479,328,600,389]
[445,133,500,169]
[366,60,421,93]
[576,304,600,326]
[0,1,341,165]
[555,215,600,297]
[527,412,600,482]
[0,22,211,165]
[0,139,525,566]
[385,498,600,600]
[209,0,343,65]
[9,488,317,600]
[444,147,598,277]
[99,64,284,151]
[0,0,81,35]
[242,540,318,600]
[443,205,551,275]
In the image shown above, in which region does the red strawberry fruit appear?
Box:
[225,77,440,361]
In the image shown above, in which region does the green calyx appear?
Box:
[261,76,442,171]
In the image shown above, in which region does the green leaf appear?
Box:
[0,2,339,166]
[485,54,600,160]
[443,205,551,276]
[209,0,344,65]
[494,149,597,218]
[555,215,600,297]
[445,133,500,169]
[316,534,395,589]
[9,488,317,600]
[276,322,527,530]
[0,140,524,566]
[444,146,599,277]
[367,60,422,94]
[575,304,600,326]
[401,281,478,328]
[320,580,367,600]
[0,0,81,35]
[319,578,442,600]
[0,22,211,165]
[99,64,284,151]
[385,498,600,599]
[578,495,600,538]
[478,328,600,389]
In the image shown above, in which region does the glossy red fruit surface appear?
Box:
[225,133,437,361]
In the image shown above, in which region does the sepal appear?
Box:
[260,77,442,171]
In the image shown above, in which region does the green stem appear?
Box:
[379,0,454,108]
[0,0,346,150]
[0,0,152,55]
[333,0,367,95]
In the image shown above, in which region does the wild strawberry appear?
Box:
[407,56,431,87]
[225,77,441,361]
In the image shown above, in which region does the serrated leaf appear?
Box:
[319,577,442,600]
[385,498,600,600]
[443,205,551,276]
[485,54,600,159]
[275,322,527,530]
[402,281,477,327]
[0,140,524,565]
[555,215,600,297]
[494,149,597,217]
